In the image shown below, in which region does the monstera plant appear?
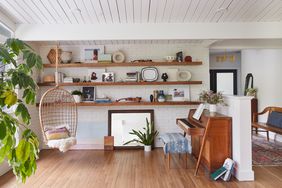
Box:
[0,38,42,182]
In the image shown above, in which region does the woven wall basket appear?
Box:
[47,48,62,64]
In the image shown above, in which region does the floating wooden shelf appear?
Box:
[43,61,202,68]
[37,81,202,86]
[36,101,201,107]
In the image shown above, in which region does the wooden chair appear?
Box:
[252,106,282,141]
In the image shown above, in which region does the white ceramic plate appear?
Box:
[177,71,192,81]
[141,67,159,82]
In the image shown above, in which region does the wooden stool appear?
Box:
[159,133,191,168]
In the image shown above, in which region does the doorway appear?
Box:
[210,69,237,95]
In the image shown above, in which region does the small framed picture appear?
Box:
[82,87,95,101]
[83,46,104,63]
[102,72,115,82]
[88,69,105,82]
[169,86,190,101]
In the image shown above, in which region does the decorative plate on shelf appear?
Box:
[177,71,192,81]
[141,67,159,82]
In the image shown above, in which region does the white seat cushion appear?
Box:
[47,137,77,152]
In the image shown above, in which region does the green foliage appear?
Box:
[199,90,226,105]
[0,38,42,183]
[123,118,159,146]
[71,90,83,96]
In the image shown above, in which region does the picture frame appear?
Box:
[83,46,104,63]
[82,87,95,101]
[88,69,105,82]
[169,86,190,101]
[102,72,115,82]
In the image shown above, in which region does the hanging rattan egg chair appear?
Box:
[39,86,77,152]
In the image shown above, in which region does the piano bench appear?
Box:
[159,133,192,168]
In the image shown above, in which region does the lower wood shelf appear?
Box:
[36,101,201,107]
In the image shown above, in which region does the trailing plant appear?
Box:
[123,118,159,146]
[71,90,82,96]
[199,90,226,105]
[0,38,42,183]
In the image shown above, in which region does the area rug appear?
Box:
[252,135,282,166]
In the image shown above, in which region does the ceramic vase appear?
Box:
[157,90,165,102]
[209,104,217,113]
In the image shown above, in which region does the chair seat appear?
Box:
[159,133,192,154]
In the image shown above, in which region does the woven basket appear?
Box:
[47,48,62,64]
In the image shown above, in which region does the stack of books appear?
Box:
[95,98,112,103]
[210,158,235,181]
[63,77,73,83]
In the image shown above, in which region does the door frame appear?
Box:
[210,69,237,95]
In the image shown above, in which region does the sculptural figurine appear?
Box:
[161,73,168,82]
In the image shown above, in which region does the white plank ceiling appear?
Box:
[1,0,282,24]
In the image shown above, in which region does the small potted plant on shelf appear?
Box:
[246,88,257,98]
[123,118,159,152]
[71,90,83,103]
[199,90,226,113]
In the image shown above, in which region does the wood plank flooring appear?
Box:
[0,149,281,188]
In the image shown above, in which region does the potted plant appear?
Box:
[71,90,83,103]
[199,90,226,112]
[246,88,257,98]
[0,38,42,183]
[123,118,159,152]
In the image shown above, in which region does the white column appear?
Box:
[218,95,254,181]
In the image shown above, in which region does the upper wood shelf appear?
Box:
[37,81,202,86]
[42,61,202,68]
[36,101,201,107]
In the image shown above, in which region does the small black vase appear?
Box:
[150,94,154,102]
[161,73,168,82]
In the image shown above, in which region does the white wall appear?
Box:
[241,49,282,140]
[36,43,209,148]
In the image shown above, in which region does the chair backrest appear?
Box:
[39,87,77,143]
[264,106,282,114]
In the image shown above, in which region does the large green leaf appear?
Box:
[16,140,31,163]
[0,122,6,140]
[15,103,31,125]
[4,91,17,106]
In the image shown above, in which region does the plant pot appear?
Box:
[73,95,81,103]
[209,104,217,113]
[144,145,152,152]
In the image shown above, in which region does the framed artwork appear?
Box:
[82,87,95,101]
[102,72,114,82]
[88,69,105,82]
[83,46,104,63]
[169,86,190,101]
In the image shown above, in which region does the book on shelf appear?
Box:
[95,98,112,103]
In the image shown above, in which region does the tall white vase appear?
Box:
[209,104,217,112]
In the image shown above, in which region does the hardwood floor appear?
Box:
[0,149,281,188]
